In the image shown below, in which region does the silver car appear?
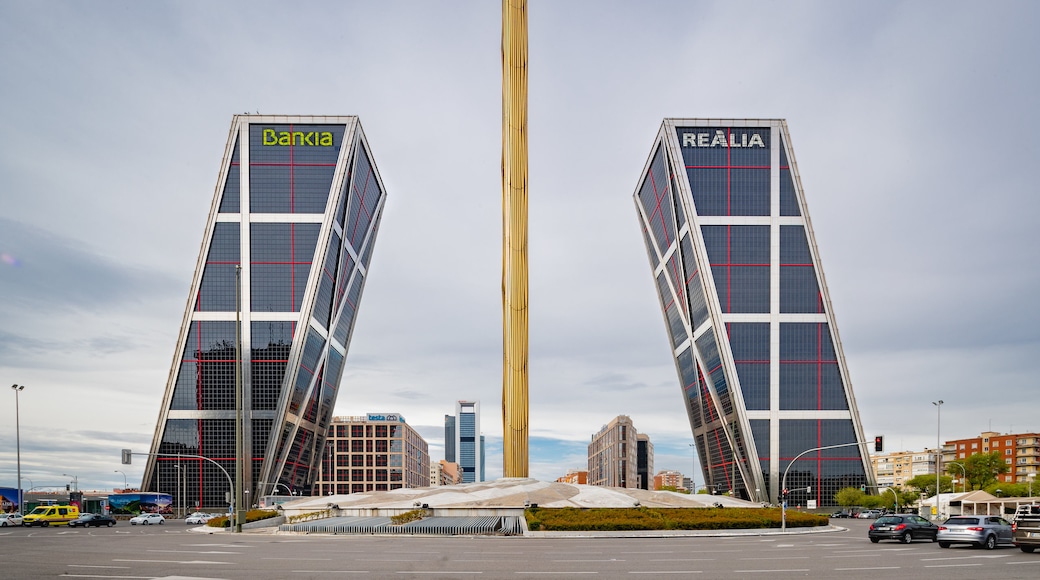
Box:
[937,515,1014,549]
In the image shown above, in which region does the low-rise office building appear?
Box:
[313,414,429,495]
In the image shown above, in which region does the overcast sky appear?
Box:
[1,0,1038,494]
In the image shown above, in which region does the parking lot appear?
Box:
[1,517,1039,579]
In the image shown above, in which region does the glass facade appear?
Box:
[455,401,482,483]
[144,116,387,510]
[634,119,873,506]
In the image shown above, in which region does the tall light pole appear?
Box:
[114,470,127,490]
[63,473,79,493]
[948,461,966,493]
[688,443,697,494]
[1028,473,1036,499]
[11,384,25,515]
[932,400,943,518]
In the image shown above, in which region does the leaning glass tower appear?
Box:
[634,119,875,506]
[142,115,387,508]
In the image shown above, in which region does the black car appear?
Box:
[869,514,938,544]
[67,513,117,528]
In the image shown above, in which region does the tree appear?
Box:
[962,452,1010,489]
[834,487,865,508]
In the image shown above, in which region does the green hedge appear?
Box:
[524,507,826,531]
[206,509,280,528]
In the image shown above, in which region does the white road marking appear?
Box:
[733,569,810,573]
[111,559,232,565]
[835,566,901,571]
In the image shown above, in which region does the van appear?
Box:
[21,505,80,526]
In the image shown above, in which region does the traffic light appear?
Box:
[874,435,883,452]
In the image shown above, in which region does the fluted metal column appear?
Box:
[502,0,529,478]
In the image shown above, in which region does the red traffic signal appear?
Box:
[874,435,883,452]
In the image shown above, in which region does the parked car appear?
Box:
[937,515,1014,549]
[830,510,851,518]
[0,513,24,527]
[868,514,939,544]
[858,510,882,519]
[67,513,117,528]
[129,513,165,525]
[185,512,213,525]
[1012,505,1040,553]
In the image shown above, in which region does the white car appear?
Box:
[185,512,212,525]
[129,513,165,525]
[0,513,24,527]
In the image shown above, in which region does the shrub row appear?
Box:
[206,509,280,528]
[389,509,428,525]
[525,507,827,531]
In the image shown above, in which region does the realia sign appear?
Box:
[681,130,765,149]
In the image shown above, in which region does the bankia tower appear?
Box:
[143,115,387,508]
[634,119,875,506]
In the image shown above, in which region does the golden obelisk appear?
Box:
[502,0,529,478]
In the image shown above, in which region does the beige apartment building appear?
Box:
[653,470,686,491]
[313,413,430,495]
[871,449,938,489]
[587,415,653,489]
[430,460,463,486]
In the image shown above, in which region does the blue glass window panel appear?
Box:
[333,273,363,345]
[174,321,237,411]
[711,265,770,313]
[289,328,325,416]
[702,225,770,265]
[250,224,320,312]
[729,322,770,411]
[312,232,341,330]
[780,266,822,313]
[344,146,384,251]
[679,236,709,330]
[250,320,294,411]
[218,138,241,213]
[636,145,676,255]
[750,419,771,494]
[657,272,688,348]
[291,165,336,214]
[779,141,801,216]
[196,223,240,312]
[727,168,770,216]
[780,323,836,361]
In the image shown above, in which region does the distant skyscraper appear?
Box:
[444,414,456,462]
[143,115,388,508]
[480,435,486,482]
[455,401,482,483]
[637,434,654,491]
[633,119,874,506]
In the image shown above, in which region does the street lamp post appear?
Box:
[781,441,868,532]
[11,384,25,515]
[932,400,943,519]
[1028,473,1036,498]
[62,473,79,493]
[948,461,966,493]
[688,443,697,496]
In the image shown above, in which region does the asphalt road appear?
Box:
[2,518,1039,579]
